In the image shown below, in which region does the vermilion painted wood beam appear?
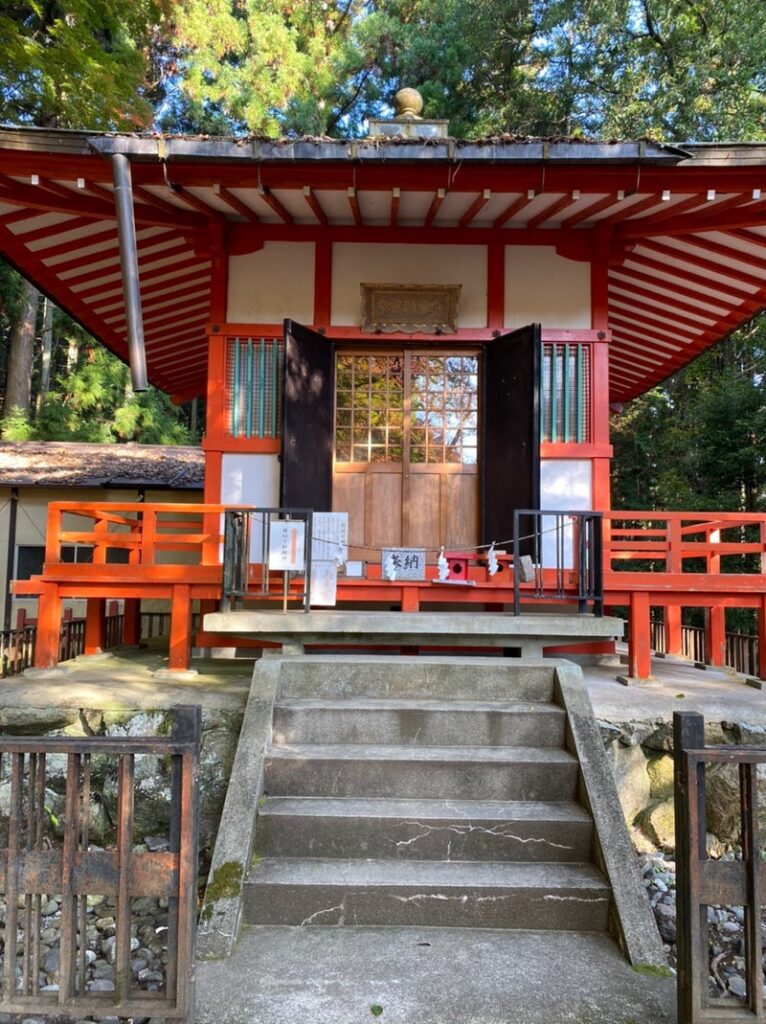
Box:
[259,186,293,224]
[610,308,699,343]
[13,215,103,245]
[623,192,713,230]
[610,331,680,361]
[610,293,713,334]
[621,197,766,239]
[609,266,735,318]
[458,190,491,228]
[133,184,197,220]
[623,252,762,308]
[63,236,190,282]
[526,193,575,229]
[493,193,533,229]
[675,232,766,272]
[24,222,117,260]
[218,186,260,222]
[302,186,327,225]
[346,187,362,226]
[170,186,226,223]
[609,315,689,351]
[106,292,208,328]
[0,173,204,229]
[561,193,620,229]
[729,227,766,251]
[598,193,664,227]
[74,255,207,299]
[639,238,765,291]
[609,344,664,373]
[609,275,739,327]
[93,265,211,310]
[0,217,131,367]
[424,189,446,227]
[0,206,52,226]
[390,187,400,227]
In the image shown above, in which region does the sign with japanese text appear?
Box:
[381,547,426,581]
[310,560,338,607]
[268,520,306,571]
[312,512,349,564]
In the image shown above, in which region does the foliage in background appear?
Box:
[0,0,172,128]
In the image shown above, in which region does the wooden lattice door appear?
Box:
[332,349,480,558]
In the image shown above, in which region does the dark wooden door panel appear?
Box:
[482,324,541,548]
[281,320,335,510]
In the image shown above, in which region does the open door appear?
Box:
[281,319,335,510]
[481,323,541,547]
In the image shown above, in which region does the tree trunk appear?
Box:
[3,277,39,418]
[36,297,55,413]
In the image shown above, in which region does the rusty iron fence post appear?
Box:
[674,710,766,1023]
[0,704,201,1021]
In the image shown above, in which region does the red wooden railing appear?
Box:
[14,502,766,680]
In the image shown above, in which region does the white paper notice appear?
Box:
[310,560,338,606]
[312,512,349,564]
[268,520,306,571]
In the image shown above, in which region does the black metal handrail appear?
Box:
[674,710,765,1022]
[512,509,604,615]
[222,507,314,612]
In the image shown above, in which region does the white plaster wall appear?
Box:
[227,242,315,323]
[539,459,592,567]
[221,453,281,559]
[331,243,487,327]
[505,247,590,329]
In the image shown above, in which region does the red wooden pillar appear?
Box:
[665,606,683,656]
[84,598,106,655]
[628,590,651,679]
[123,599,141,645]
[34,583,62,668]
[706,605,726,666]
[169,584,192,671]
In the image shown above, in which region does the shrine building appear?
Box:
[3,90,766,679]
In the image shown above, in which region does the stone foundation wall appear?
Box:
[600,716,766,852]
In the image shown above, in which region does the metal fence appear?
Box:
[512,509,604,615]
[674,710,765,1022]
[0,705,200,1021]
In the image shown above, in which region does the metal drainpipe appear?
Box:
[3,487,19,631]
[111,153,148,391]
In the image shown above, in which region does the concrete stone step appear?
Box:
[264,744,579,800]
[272,698,566,747]
[243,858,610,930]
[255,796,593,862]
[277,656,556,702]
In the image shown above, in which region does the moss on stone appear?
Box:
[204,860,243,904]
[632,963,673,978]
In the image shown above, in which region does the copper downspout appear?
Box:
[111,153,148,391]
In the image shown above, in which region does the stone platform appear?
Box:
[203,609,623,656]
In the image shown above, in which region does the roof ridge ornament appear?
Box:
[368,86,449,140]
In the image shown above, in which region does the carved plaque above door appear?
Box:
[361,283,460,334]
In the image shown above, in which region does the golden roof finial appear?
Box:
[394,88,424,120]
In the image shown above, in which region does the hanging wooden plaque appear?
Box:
[361,283,460,334]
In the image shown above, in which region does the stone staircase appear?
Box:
[243,657,612,932]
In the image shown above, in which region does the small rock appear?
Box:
[41,899,59,917]
[654,902,677,943]
[721,921,741,935]
[144,836,170,853]
[88,979,115,992]
[728,976,747,999]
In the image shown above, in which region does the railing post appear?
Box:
[665,606,683,656]
[123,599,141,646]
[705,606,726,667]
[759,593,766,681]
[628,590,651,679]
[674,711,706,1024]
[34,583,61,668]
[84,598,105,655]
[169,584,192,671]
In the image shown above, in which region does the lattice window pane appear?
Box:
[225,337,284,439]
